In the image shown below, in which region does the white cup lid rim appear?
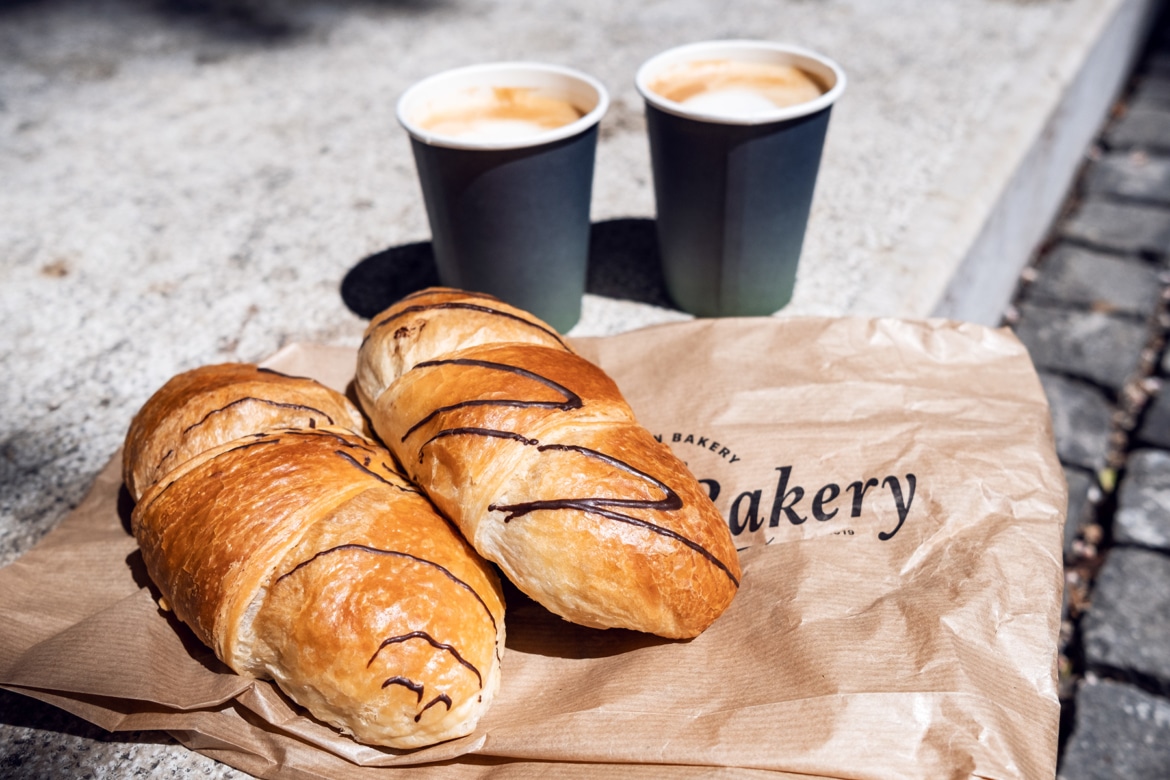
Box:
[398,61,610,150]
[635,40,846,126]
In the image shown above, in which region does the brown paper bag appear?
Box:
[0,316,1065,779]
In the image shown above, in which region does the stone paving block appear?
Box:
[1037,372,1113,472]
[1081,546,1170,685]
[1105,106,1170,153]
[1114,448,1170,550]
[1133,76,1170,109]
[1147,49,1170,75]
[1023,242,1163,316]
[1060,199,1170,256]
[1064,465,1097,561]
[1014,304,1148,392]
[1136,384,1170,449]
[1083,151,1170,206]
[1058,678,1170,780]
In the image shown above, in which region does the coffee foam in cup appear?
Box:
[648,59,825,119]
[415,87,584,143]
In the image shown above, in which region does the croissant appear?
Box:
[355,288,741,639]
[124,364,505,749]
[122,363,368,501]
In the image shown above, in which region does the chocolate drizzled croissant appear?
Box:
[122,363,368,501]
[356,288,741,639]
[124,364,505,749]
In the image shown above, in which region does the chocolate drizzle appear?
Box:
[403,358,581,441]
[415,694,452,722]
[418,427,537,462]
[506,449,677,525]
[297,428,371,449]
[382,676,424,702]
[180,397,337,436]
[404,360,741,588]
[378,677,454,722]
[369,631,482,689]
[494,443,739,586]
[275,543,499,632]
[364,300,569,351]
[333,449,419,494]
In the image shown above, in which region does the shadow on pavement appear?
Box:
[0,0,451,48]
[341,217,678,320]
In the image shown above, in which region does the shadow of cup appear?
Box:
[341,217,678,321]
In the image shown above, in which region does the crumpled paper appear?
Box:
[0,316,1065,779]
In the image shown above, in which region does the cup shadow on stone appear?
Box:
[340,217,677,320]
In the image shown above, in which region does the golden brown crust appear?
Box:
[357,288,741,639]
[355,287,572,405]
[132,426,505,748]
[122,363,368,501]
[126,364,506,749]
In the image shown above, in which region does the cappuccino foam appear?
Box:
[649,59,825,118]
[416,87,584,142]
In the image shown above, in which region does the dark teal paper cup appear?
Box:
[636,41,846,318]
[397,63,609,333]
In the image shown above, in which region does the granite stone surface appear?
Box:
[1059,678,1170,780]
[1105,105,1170,152]
[1014,304,1150,393]
[1059,199,1170,256]
[1022,242,1164,317]
[1134,76,1170,106]
[1039,373,1114,472]
[0,690,246,780]
[1114,448,1170,549]
[1136,381,1170,448]
[1084,151,1170,205]
[1081,546,1170,686]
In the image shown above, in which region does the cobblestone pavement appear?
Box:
[1005,10,1170,779]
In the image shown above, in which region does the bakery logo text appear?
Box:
[658,432,915,541]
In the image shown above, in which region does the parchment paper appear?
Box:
[0,316,1065,779]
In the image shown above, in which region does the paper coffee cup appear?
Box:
[397,63,609,332]
[636,41,846,318]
